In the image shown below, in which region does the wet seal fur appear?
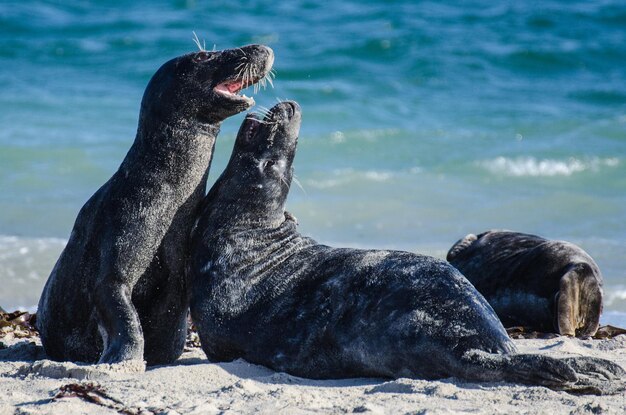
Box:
[447,230,604,338]
[37,44,274,365]
[188,102,624,395]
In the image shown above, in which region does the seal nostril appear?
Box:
[283,102,297,119]
[284,101,300,119]
[193,51,210,62]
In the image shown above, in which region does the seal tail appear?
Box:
[460,351,626,395]
[556,263,603,338]
[446,234,477,261]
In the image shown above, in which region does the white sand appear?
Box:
[1,335,625,415]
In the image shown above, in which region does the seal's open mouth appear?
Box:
[241,101,300,145]
[214,79,249,99]
[214,68,274,106]
[242,113,262,143]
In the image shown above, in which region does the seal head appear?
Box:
[140,45,274,126]
[202,101,301,227]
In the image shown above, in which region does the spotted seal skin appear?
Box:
[188,101,624,394]
[36,44,274,365]
[447,230,603,338]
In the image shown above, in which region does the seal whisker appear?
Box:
[257,105,272,117]
[235,64,249,85]
[245,66,252,89]
[241,66,248,89]
[292,175,307,196]
[192,31,206,52]
[249,111,274,124]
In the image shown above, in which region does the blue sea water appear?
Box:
[0,1,625,324]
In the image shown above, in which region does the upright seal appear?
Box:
[447,230,603,337]
[37,44,274,365]
[188,102,623,394]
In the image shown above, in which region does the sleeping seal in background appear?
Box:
[188,101,624,394]
[37,44,274,365]
[447,230,603,338]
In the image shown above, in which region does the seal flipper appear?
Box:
[446,234,477,261]
[557,263,603,337]
[460,350,575,387]
[460,351,625,395]
[558,356,626,395]
[93,282,144,364]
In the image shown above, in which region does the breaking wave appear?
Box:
[479,156,619,177]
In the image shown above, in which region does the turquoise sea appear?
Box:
[1,1,625,325]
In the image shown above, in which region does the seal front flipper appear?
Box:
[94,282,144,364]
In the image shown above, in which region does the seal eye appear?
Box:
[261,160,276,170]
[193,52,211,62]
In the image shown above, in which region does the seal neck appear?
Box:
[138,117,221,148]
[199,213,312,273]
[198,171,289,233]
[119,116,219,187]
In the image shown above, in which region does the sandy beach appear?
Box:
[1,329,625,415]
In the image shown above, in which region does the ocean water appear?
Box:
[1,1,625,324]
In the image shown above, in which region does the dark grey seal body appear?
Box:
[447,231,603,337]
[37,45,274,365]
[188,102,624,394]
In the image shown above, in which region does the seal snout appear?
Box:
[259,45,275,74]
[272,100,301,122]
[283,101,300,119]
[211,44,275,109]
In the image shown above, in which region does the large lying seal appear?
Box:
[188,101,624,394]
[447,230,603,337]
[37,44,274,365]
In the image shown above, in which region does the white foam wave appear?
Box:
[306,167,420,189]
[328,128,401,144]
[605,287,626,307]
[0,235,67,311]
[479,156,620,177]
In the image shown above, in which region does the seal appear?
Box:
[36,44,274,365]
[188,101,624,394]
[447,230,604,337]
